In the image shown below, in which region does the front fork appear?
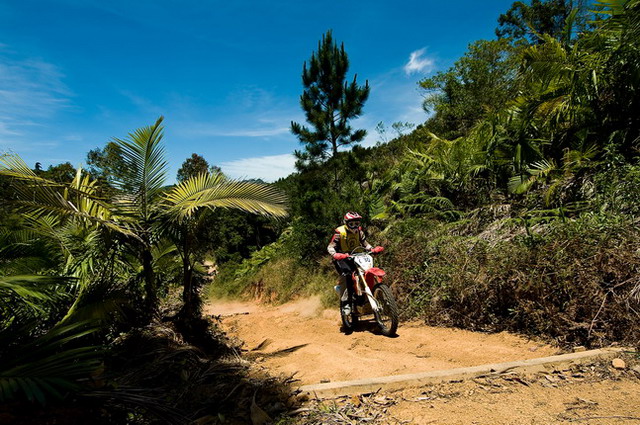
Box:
[354,270,380,313]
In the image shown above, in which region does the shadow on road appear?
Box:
[341,320,400,338]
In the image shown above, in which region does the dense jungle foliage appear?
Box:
[0,119,290,423]
[1,0,639,424]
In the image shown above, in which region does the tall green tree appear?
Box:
[591,0,640,159]
[290,30,370,167]
[496,0,579,44]
[39,162,76,183]
[420,38,520,138]
[176,153,221,183]
[86,142,127,183]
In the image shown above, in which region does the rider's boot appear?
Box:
[340,276,352,316]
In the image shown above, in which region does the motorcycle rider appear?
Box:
[327,211,383,316]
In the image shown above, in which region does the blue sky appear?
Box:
[0,0,516,182]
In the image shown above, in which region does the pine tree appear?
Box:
[291,30,370,168]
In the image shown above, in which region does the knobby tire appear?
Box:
[373,283,399,337]
[340,291,358,334]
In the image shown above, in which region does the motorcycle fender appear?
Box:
[365,268,385,290]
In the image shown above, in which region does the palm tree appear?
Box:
[0,117,287,405]
[109,117,287,320]
[109,117,170,315]
[161,171,287,320]
[1,117,288,324]
[0,224,104,404]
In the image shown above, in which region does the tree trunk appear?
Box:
[331,137,339,189]
[181,231,198,321]
[142,247,157,320]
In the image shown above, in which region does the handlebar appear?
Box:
[349,246,384,256]
[350,246,370,255]
[334,247,384,261]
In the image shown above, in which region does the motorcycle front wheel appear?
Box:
[340,300,358,334]
[373,283,399,337]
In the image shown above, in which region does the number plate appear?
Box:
[354,254,373,270]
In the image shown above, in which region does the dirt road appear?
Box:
[205,297,558,385]
[205,298,640,424]
[295,368,640,425]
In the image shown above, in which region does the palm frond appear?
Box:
[563,144,598,169]
[508,174,535,194]
[0,322,102,404]
[85,388,188,425]
[163,172,288,222]
[0,275,73,315]
[528,159,558,177]
[0,275,64,299]
[112,116,168,220]
[57,278,129,327]
[0,155,138,239]
[0,223,58,274]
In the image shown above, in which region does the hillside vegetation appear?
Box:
[214,0,640,348]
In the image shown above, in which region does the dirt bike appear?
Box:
[335,247,399,337]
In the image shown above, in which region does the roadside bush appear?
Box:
[384,212,640,347]
[593,164,640,217]
[206,231,338,308]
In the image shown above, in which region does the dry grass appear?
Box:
[383,213,640,348]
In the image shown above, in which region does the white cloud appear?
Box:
[190,125,290,138]
[118,89,164,115]
[0,51,72,139]
[350,66,429,149]
[175,95,303,140]
[219,153,296,182]
[222,127,290,137]
[0,58,71,115]
[0,121,22,137]
[404,48,435,75]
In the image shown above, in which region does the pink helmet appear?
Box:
[343,211,362,222]
[343,211,362,231]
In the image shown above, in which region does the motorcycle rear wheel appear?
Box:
[373,284,399,337]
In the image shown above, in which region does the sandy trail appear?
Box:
[204,297,558,386]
